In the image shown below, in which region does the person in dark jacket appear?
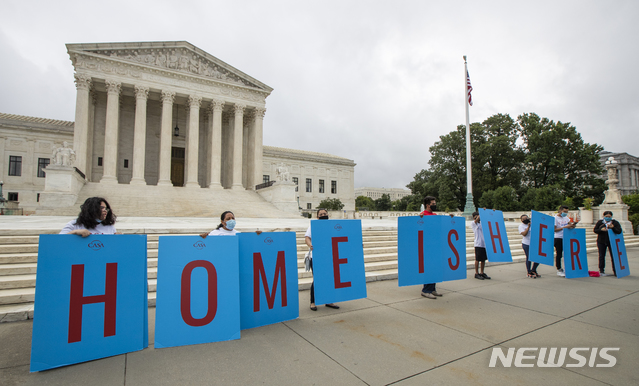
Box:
[593,210,622,276]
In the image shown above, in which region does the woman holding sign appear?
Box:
[60,197,116,237]
[199,211,262,237]
[519,214,540,278]
[305,209,340,311]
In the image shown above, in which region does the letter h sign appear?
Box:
[31,235,148,372]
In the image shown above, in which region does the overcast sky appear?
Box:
[1,0,637,190]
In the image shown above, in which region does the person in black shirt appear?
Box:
[593,210,622,276]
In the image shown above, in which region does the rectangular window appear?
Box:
[319,179,325,193]
[8,156,22,176]
[37,158,50,178]
[124,159,129,168]
[306,178,312,193]
[331,180,337,194]
[37,193,40,202]
[263,175,270,184]
[292,177,298,192]
[98,157,103,166]
[8,192,18,201]
[307,203,312,210]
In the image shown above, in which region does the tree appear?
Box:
[407,112,606,211]
[622,193,639,234]
[355,195,375,211]
[518,113,606,203]
[318,198,344,211]
[374,194,392,211]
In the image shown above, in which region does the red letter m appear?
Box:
[68,263,118,343]
[253,251,288,312]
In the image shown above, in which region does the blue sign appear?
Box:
[563,229,589,279]
[478,209,512,262]
[154,236,240,348]
[238,232,299,330]
[608,230,630,278]
[31,235,148,372]
[310,219,366,305]
[529,210,555,266]
[442,216,467,282]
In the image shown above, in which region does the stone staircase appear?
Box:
[36,182,300,218]
[1,228,638,322]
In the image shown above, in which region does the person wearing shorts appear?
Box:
[471,212,490,280]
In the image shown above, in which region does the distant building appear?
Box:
[599,151,639,197]
[354,187,411,201]
[262,146,356,211]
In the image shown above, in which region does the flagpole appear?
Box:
[462,55,476,216]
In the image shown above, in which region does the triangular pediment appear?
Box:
[66,41,272,92]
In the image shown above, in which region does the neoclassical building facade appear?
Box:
[67,41,268,190]
[0,41,356,215]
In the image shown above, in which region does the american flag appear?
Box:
[466,70,473,106]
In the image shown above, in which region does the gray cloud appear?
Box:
[1,0,637,190]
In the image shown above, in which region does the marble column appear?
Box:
[209,100,225,189]
[185,95,202,188]
[100,80,121,184]
[130,85,149,185]
[158,90,175,186]
[72,74,92,176]
[231,104,246,190]
[242,112,252,188]
[86,91,96,181]
[251,108,266,191]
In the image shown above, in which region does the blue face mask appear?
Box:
[604,217,612,222]
[561,212,568,217]
[225,219,236,230]
[96,219,102,223]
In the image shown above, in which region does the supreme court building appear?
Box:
[0,41,355,216]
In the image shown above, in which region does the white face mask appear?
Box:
[225,219,236,230]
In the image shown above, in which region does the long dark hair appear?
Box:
[76,197,116,229]
[216,211,234,230]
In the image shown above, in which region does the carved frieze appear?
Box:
[82,48,259,88]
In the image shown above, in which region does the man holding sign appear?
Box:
[305,209,340,311]
[593,210,622,276]
[419,196,443,299]
[554,205,578,277]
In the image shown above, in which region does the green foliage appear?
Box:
[374,194,392,211]
[355,195,375,211]
[317,198,344,211]
[562,197,576,210]
[407,112,606,211]
[582,197,594,210]
[519,186,564,211]
[479,186,520,211]
[623,193,639,234]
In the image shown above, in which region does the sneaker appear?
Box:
[557,270,565,277]
[431,291,443,297]
[600,271,608,277]
[481,273,491,280]
[421,292,437,299]
[474,273,485,280]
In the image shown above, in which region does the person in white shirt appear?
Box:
[471,212,490,280]
[60,197,117,237]
[519,214,540,278]
[305,208,339,311]
[554,205,577,277]
[200,211,240,237]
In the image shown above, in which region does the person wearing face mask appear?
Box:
[471,212,490,280]
[554,205,577,277]
[305,208,339,311]
[419,196,444,299]
[60,197,117,237]
[593,210,622,276]
[200,211,239,237]
[519,214,540,278]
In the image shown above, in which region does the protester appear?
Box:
[471,212,490,280]
[60,197,117,236]
[554,205,577,277]
[419,196,443,299]
[519,214,540,278]
[593,210,622,276]
[200,211,238,237]
[305,208,339,311]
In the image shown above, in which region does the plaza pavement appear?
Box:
[0,226,637,385]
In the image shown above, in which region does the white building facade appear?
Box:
[354,187,411,201]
